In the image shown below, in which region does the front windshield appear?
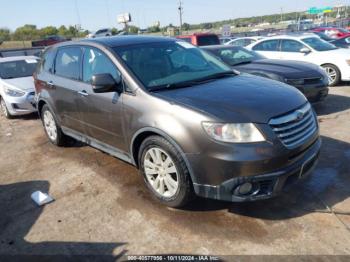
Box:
[302,37,337,51]
[113,41,232,90]
[0,59,38,79]
[211,46,265,66]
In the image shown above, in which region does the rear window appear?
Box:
[55,47,82,80]
[253,40,279,51]
[197,35,220,46]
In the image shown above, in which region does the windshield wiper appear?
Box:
[148,71,236,92]
[232,61,253,66]
[198,70,236,81]
[148,80,199,92]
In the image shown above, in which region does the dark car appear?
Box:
[176,33,220,46]
[330,36,350,49]
[32,35,70,47]
[202,45,329,102]
[34,36,321,207]
[313,32,350,49]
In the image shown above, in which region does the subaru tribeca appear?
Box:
[34,36,321,207]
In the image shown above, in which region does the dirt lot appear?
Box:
[1,86,350,259]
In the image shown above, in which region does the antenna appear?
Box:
[178,0,184,34]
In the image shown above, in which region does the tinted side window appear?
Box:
[281,40,305,52]
[82,47,120,83]
[253,40,279,51]
[197,35,220,46]
[232,39,245,46]
[42,49,56,73]
[55,47,82,80]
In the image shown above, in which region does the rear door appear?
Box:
[251,39,281,59]
[52,46,86,133]
[77,46,126,150]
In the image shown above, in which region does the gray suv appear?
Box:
[34,36,321,207]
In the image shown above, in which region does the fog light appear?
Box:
[238,182,253,195]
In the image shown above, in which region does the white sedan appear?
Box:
[225,37,265,47]
[246,34,350,86]
[0,56,38,118]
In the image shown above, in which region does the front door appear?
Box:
[77,47,126,151]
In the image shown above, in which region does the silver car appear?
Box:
[0,56,38,118]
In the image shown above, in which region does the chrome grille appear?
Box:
[269,103,317,149]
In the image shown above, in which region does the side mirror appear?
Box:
[300,47,311,54]
[91,73,122,93]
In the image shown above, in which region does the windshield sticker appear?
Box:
[177,41,195,49]
[25,59,38,64]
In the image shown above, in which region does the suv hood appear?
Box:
[157,74,307,123]
[233,59,323,79]
[2,76,35,92]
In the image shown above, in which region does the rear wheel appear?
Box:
[139,136,194,207]
[41,104,69,146]
[0,97,12,119]
[322,64,341,86]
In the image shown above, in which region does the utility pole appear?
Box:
[280,7,283,22]
[178,0,184,34]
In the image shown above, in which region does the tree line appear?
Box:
[0,24,90,41]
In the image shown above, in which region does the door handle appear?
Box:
[78,90,89,97]
[46,81,55,88]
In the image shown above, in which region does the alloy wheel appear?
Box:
[43,110,57,141]
[143,147,179,198]
[324,66,337,86]
[0,99,8,117]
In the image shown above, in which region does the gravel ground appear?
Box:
[0,86,350,259]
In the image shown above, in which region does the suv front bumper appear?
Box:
[192,137,321,202]
[2,92,37,116]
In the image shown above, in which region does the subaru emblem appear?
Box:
[296,110,304,120]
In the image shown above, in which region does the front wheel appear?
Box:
[0,97,12,119]
[322,64,341,86]
[139,136,194,207]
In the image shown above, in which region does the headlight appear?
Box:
[202,122,265,143]
[4,86,25,97]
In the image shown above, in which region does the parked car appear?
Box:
[202,45,329,102]
[176,33,220,46]
[313,32,350,49]
[225,37,264,47]
[247,34,350,86]
[219,37,235,44]
[34,36,320,207]
[32,35,70,47]
[288,21,315,31]
[87,28,112,38]
[311,27,350,39]
[329,36,350,49]
[0,47,44,58]
[0,56,38,118]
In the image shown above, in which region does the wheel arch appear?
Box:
[130,127,195,181]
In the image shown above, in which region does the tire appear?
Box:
[322,64,341,87]
[138,135,194,207]
[41,104,69,146]
[0,97,13,119]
